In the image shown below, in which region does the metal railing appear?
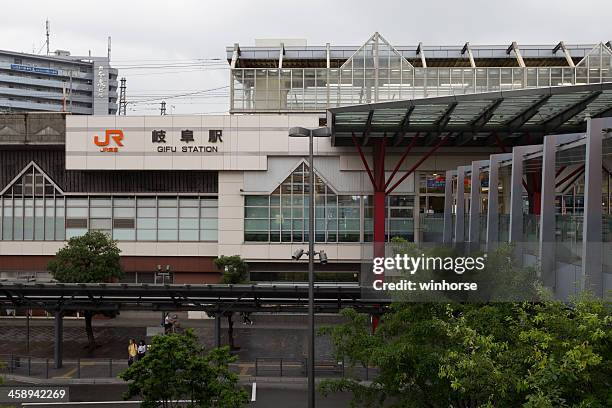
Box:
[0,354,377,381]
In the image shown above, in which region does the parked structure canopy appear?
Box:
[328,83,612,147]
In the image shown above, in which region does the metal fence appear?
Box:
[0,354,377,381]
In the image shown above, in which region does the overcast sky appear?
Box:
[2,0,611,114]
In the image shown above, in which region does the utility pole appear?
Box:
[107,36,112,62]
[119,78,127,115]
[160,101,166,116]
[45,19,50,55]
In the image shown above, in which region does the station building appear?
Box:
[0,33,611,288]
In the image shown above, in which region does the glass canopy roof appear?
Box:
[328,83,612,147]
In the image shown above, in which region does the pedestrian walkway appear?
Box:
[0,355,377,383]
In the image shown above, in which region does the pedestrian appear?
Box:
[241,312,253,325]
[127,338,137,366]
[164,313,173,334]
[137,340,146,361]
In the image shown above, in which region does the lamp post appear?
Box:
[156,264,171,326]
[289,126,331,408]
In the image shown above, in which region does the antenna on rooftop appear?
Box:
[45,19,50,55]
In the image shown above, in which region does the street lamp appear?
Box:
[156,264,171,326]
[288,125,331,408]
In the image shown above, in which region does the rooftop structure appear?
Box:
[227,33,612,113]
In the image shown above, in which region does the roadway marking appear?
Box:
[251,382,256,402]
[23,400,192,406]
[238,362,254,375]
[53,361,96,379]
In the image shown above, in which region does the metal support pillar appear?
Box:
[469,161,488,246]
[214,313,222,348]
[373,139,386,258]
[581,118,605,297]
[509,146,540,260]
[539,135,557,290]
[443,170,455,244]
[454,166,468,243]
[486,154,511,251]
[54,310,63,369]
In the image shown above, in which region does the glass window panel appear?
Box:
[137,207,156,217]
[245,219,269,231]
[158,198,178,207]
[179,230,198,241]
[66,228,87,239]
[200,207,217,218]
[179,218,198,229]
[90,218,112,229]
[179,198,199,207]
[137,218,157,229]
[159,207,178,218]
[137,229,156,241]
[113,207,135,217]
[245,196,268,206]
[245,207,268,218]
[66,198,88,207]
[90,207,111,217]
[158,218,178,229]
[137,198,156,207]
[66,207,88,217]
[200,229,217,241]
[158,229,178,241]
[200,219,217,229]
[113,198,134,207]
[113,229,135,240]
[179,207,198,218]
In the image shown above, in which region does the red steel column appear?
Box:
[372,139,386,256]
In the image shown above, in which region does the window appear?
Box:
[364,195,414,242]
[244,162,364,243]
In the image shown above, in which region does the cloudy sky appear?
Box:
[1,0,611,114]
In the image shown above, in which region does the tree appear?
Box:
[320,275,611,406]
[213,256,248,350]
[120,329,248,408]
[47,231,123,351]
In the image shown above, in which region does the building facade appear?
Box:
[1,33,611,285]
[0,49,118,115]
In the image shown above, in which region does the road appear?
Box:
[9,382,356,407]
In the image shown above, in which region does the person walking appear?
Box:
[127,338,137,366]
[137,340,146,361]
[241,312,253,325]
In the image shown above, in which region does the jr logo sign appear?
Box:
[94,130,124,152]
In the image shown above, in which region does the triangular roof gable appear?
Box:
[267,159,339,195]
[0,161,64,196]
[340,32,414,70]
[576,42,612,67]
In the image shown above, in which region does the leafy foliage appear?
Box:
[120,329,248,408]
[47,231,123,283]
[47,231,123,350]
[320,242,611,407]
[214,255,248,284]
[321,297,611,408]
